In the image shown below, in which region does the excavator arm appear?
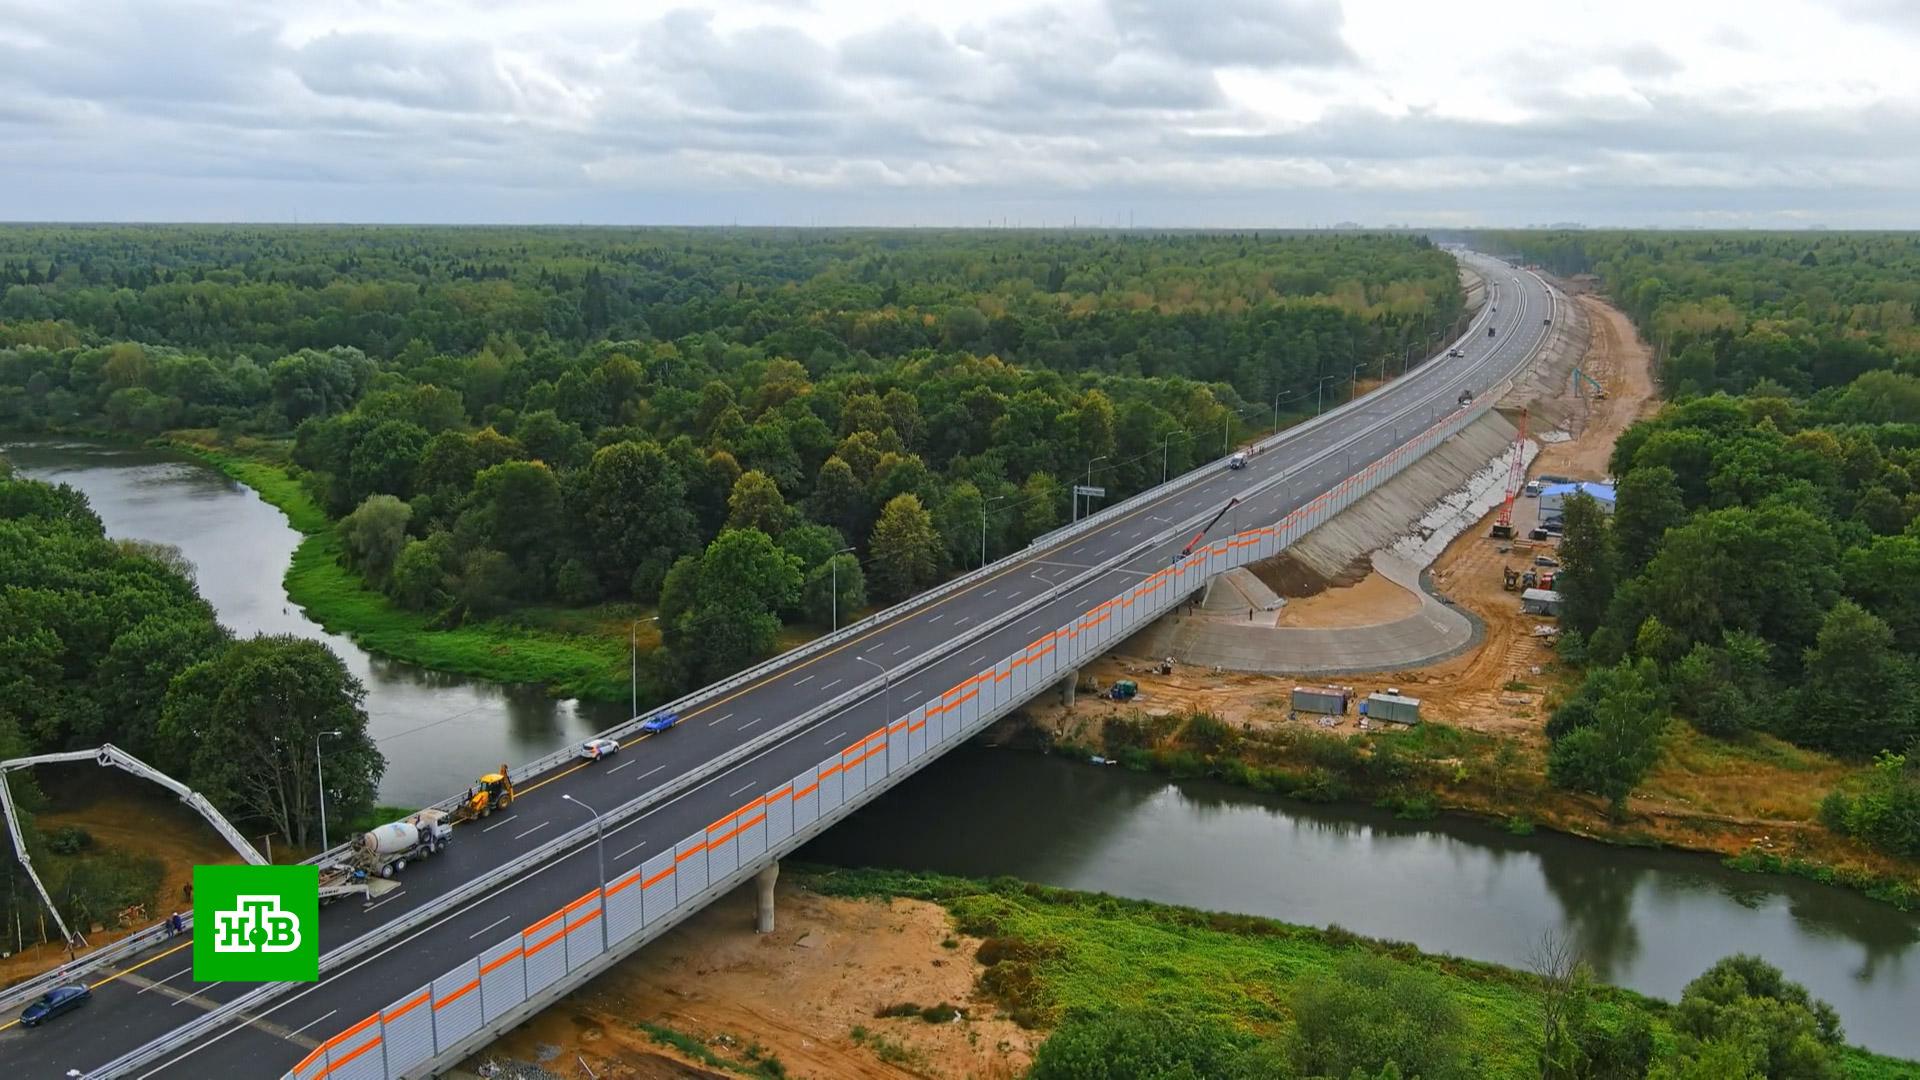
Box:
[0,744,269,946]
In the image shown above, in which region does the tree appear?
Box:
[1286,953,1473,1080]
[1612,466,1688,574]
[338,494,413,585]
[1794,599,1915,756]
[1671,955,1841,1080]
[726,469,790,535]
[1557,493,1616,638]
[869,493,942,601]
[389,533,455,611]
[580,440,697,596]
[462,460,563,584]
[158,635,385,847]
[1020,471,1064,542]
[934,481,987,569]
[346,420,429,503]
[1547,659,1668,814]
[811,455,866,544]
[802,552,866,628]
[659,529,802,683]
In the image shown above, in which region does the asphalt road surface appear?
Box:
[0,253,1553,1079]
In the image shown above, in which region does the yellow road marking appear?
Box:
[89,940,193,990]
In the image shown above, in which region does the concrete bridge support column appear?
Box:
[1061,669,1077,707]
[755,861,779,933]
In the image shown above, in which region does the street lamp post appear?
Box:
[1076,455,1108,521]
[1316,375,1338,416]
[1161,430,1189,484]
[1350,364,1366,402]
[829,546,855,631]
[562,794,610,952]
[315,730,342,852]
[980,496,1006,568]
[856,655,890,724]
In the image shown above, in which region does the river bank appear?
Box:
[469,864,1920,1079]
[159,433,639,701]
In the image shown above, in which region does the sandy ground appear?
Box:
[472,882,1035,1080]
[0,786,238,987]
[1273,571,1421,629]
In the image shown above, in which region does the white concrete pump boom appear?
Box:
[0,743,268,947]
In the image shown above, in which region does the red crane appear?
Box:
[1489,407,1528,539]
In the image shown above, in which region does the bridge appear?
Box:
[1,253,1557,1079]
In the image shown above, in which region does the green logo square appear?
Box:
[191,865,319,982]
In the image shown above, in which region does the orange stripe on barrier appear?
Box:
[607,869,644,896]
[640,864,676,889]
[908,719,927,733]
[889,719,910,733]
[434,979,480,1009]
[323,1012,378,1051]
[522,909,564,938]
[480,947,523,976]
[563,907,601,934]
[713,812,767,845]
[526,924,567,955]
[675,841,710,862]
[708,796,766,834]
[316,1032,383,1078]
[295,1047,326,1071]
[795,782,820,799]
[847,744,886,768]
[818,762,843,778]
[767,784,794,803]
[563,888,601,915]
[384,988,431,1023]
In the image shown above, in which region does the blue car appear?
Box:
[639,711,682,734]
[20,984,90,1026]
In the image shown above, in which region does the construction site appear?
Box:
[1012,274,1675,798]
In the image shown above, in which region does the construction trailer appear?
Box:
[1291,685,1351,716]
[1365,692,1422,725]
[1539,481,1616,519]
[1522,588,1563,616]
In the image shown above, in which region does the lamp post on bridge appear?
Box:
[1316,375,1338,416]
[855,654,891,726]
[1161,430,1190,485]
[562,794,610,952]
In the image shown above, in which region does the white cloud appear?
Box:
[0,0,1915,225]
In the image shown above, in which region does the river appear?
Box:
[2,439,629,807]
[8,437,1918,1056]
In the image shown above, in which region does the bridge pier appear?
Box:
[1061,668,1077,707]
[755,861,779,933]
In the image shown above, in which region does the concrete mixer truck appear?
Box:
[320,809,454,893]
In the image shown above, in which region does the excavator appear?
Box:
[458,765,516,820]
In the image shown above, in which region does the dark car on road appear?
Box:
[20,984,90,1027]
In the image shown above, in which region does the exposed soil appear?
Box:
[1274,569,1420,629]
[473,882,1035,1080]
[0,784,238,988]
[1011,289,1911,876]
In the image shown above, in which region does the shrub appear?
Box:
[1286,953,1474,1080]
[47,826,93,855]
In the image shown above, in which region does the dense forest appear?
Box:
[0,227,1464,690]
[1488,232,1920,858]
[0,463,381,946]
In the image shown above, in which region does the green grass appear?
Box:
[799,865,1920,1079]
[165,440,635,700]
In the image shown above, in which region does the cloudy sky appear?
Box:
[4,0,1917,226]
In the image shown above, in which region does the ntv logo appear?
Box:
[212,895,303,953]
[193,866,320,981]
